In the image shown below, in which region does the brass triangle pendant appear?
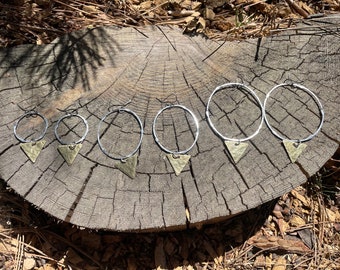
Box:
[224,141,248,163]
[283,140,307,163]
[166,154,191,176]
[20,140,46,163]
[57,144,82,165]
[115,154,138,179]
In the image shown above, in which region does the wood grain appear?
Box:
[0,17,339,231]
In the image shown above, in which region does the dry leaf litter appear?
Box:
[0,0,340,46]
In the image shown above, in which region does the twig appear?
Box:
[285,0,309,18]
[42,230,101,266]
[15,234,24,270]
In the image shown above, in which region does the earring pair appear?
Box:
[206,82,324,163]
[96,102,199,178]
[14,111,88,165]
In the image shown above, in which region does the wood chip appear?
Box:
[254,254,266,267]
[205,8,215,20]
[277,218,289,236]
[23,258,36,270]
[290,214,306,227]
[325,208,337,222]
[273,256,286,270]
[266,255,272,270]
[291,190,309,207]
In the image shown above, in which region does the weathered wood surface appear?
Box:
[0,17,339,231]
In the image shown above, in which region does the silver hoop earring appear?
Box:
[13,111,49,163]
[55,113,89,165]
[206,83,264,163]
[264,83,324,163]
[97,107,144,179]
[152,104,199,176]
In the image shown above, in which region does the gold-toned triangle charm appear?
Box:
[283,140,307,163]
[57,144,82,165]
[20,140,46,163]
[115,154,138,179]
[166,154,191,176]
[224,141,248,163]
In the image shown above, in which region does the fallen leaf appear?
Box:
[250,235,311,254]
[297,228,314,249]
[290,214,306,227]
[277,238,311,254]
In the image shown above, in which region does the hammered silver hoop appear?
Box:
[97,108,144,161]
[264,83,325,143]
[54,113,89,145]
[206,83,264,142]
[152,104,199,155]
[14,111,49,143]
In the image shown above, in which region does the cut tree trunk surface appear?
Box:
[0,17,339,232]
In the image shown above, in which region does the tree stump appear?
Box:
[0,17,339,231]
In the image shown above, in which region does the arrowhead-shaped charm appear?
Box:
[57,144,82,165]
[20,140,46,163]
[115,154,138,179]
[283,140,307,163]
[224,141,248,163]
[166,154,191,176]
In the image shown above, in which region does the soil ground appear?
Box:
[0,0,339,269]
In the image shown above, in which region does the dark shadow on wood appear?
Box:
[0,27,121,93]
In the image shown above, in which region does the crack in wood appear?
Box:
[64,163,98,223]
[202,40,226,62]
[0,144,15,157]
[156,25,176,52]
